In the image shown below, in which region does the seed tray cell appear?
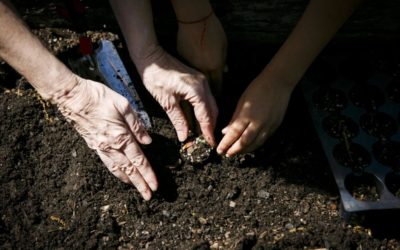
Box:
[302,57,400,213]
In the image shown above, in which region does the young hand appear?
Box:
[217,75,293,156]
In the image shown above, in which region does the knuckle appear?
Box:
[97,141,112,151]
[110,164,120,173]
[130,154,146,169]
[120,98,131,110]
[239,135,253,146]
[172,117,185,127]
[191,83,205,96]
[229,126,243,138]
[136,184,149,194]
[131,120,142,134]
[112,133,129,149]
[195,73,207,83]
[118,162,137,175]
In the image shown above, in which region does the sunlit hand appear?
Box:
[217,75,293,156]
[135,46,218,146]
[55,76,158,200]
[177,14,227,95]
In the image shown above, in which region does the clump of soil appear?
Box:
[180,135,213,164]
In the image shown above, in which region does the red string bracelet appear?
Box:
[177,10,214,49]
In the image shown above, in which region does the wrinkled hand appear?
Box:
[217,75,292,156]
[177,14,227,95]
[55,76,158,200]
[135,46,218,146]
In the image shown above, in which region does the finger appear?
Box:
[208,68,224,96]
[221,126,229,134]
[120,102,152,145]
[123,139,158,192]
[225,124,260,157]
[192,92,218,147]
[164,102,189,142]
[192,100,217,147]
[244,130,270,153]
[96,149,131,185]
[101,149,152,201]
[181,101,196,132]
[216,121,250,155]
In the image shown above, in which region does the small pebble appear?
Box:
[257,190,270,199]
[162,210,170,217]
[229,201,236,208]
[285,223,294,230]
[198,217,207,225]
[225,187,241,200]
[210,242,219,249]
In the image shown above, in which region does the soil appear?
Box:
[344,173,380,202]
[348,84,385,111]
[373,141,400,169]
[333,142,371,172]
[1,0,400,249]
[387,75,400,103]
[322,114,359,140]
[359,112,397,140]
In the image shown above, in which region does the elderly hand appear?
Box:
[55,75,158,200]
[176,13,227,95]
[217,75,292,156]
[135,46,218,146]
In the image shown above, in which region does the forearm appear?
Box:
[261,0,362,89]
[0,0,75,101]
[170,0,213,21]
[109,0,159,64]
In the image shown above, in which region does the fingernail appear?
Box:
[177,132,187,142]
[142,190,152,201]
[148,181,158,192]
[142,135,152,145]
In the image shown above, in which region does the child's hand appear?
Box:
[217,75,292,156]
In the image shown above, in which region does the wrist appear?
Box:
[171,0,213,23]
[258,64,299,92]
[35,69,79,104]
[131,44,164,76]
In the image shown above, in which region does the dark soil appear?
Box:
[1,0,400,249]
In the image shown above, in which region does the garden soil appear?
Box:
[1,1,400,249]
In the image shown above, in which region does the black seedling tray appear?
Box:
[302,56,400,213]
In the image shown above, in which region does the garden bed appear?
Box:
[1,1,400,249]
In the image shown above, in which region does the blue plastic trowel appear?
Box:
[94,40,152,129]
[61,0,151,129]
